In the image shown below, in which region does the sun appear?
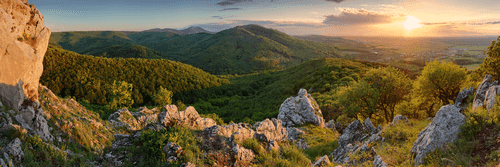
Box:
[403,16,422,30]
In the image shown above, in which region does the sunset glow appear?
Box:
[403,16,422,31]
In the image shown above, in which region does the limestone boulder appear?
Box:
[455,87,474,107]
[0,138,24,162]
[108,108,140,131]
[253,118,288,142]
[392,115,408,125]
[286,127,309,149]
[278,88,325,127]
[204,123,255,140]
[312,155,331,167]
[411,105,465,167]
[373,155,388,167]
[325,120,335,130]
[0,0,51,111]
[15,100,53,141]
[473,75,496,110]
[158,105,216,130]
[164,142,183,161]
[485,85,500,111]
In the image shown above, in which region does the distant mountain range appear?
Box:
[142,26,213,35]
[49,24,344,74]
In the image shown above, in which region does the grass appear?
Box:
[301,124,339,160]
[375,119,432,167]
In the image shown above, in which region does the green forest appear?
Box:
[40,45,229,109]
[49,24,345,75]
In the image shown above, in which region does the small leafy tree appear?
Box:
[153,86,173,107]
[413,60,467,105]
[106,81,134,110]
[335,67,412,123]
[476,36,500,81]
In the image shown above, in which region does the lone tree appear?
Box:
[476,36,500,81]
[153,86,173,107]
[413,60,467,105]
[335,67,412,123]
[106,81,134,110]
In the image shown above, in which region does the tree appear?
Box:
[153,86,173,107]
[476,36,500,81]
[413,60,467,105]
[335,67,412,123]
[106,81,134,110]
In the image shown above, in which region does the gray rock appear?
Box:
[164,142,183,158]
[14,101,53,141]
[473,75,496,110]
[278,88,325,127]
[253,118,288,142]
[364,118,378,134]
[392,115,408,125]
[266,140,279,151]
[0,158,5,167]
[312,155,331,167]
[411,105,465,167]
[338,120,364,147]
[204,123,255,140]
[373,155,388,167]
[0,138,24,162]
[3,152,13,167]
[108,108,140,131]
[159,105,216,130]
[232,144,255,164]
[455,87,474,107]
[485,85,500,111]
[325,120,336,129]
[286,127,309,149]
[112,134,132,149]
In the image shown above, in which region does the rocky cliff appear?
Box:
[0,0,51,111]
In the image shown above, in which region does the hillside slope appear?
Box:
[40,45,229,107]
[50,25,344,75]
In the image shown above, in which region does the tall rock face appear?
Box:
[0,0,51,111]
[278,88,325,127]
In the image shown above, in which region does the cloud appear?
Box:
[212,16,224,19]
[486,21,500,25]
[216,0,253,6]
[325,0,345,3]
[323,8,399,25]
[220,8,242,11]
[420,22,448,25]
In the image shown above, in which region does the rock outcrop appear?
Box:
[485,85,500,111]
[373,155,388,167]
[392,115,408,125]
[0,0,51,111]
[253,118,288,142]
[0,138,24,162]
[473,75,497,110]
[312,155,331,167]
[108,109,140,131]
[455,87,474,107]
[410,105,465,167]
[159,105,216,130]
[331,118,385,164]
[278,88,325,127]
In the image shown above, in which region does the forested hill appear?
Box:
[40,45,229,106]
[49,24,344,75]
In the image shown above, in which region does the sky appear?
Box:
[29,0,500,37]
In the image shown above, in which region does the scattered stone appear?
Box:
[392,115,408,125]
[455,87,474,107]
[108,109,140,131]
[364,118,378,134]
[204,123,255,140]
[232,144,255,165]
[0,138,24,162]
[181,162,196,167]
[266,140,279,151]
[411,105,466,167]
[253,118,288,142]
[286,127,309,149]
[373,155,388,167]
[278,88,325,127]
[312,155,331,167]
[164,142,183,158]
[159,105,216,130]
[473,75,496,111]
[112,134,133,149]
[485,85,500,111]
[325,120,336,130]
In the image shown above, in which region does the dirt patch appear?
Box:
[471,125,500,166]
